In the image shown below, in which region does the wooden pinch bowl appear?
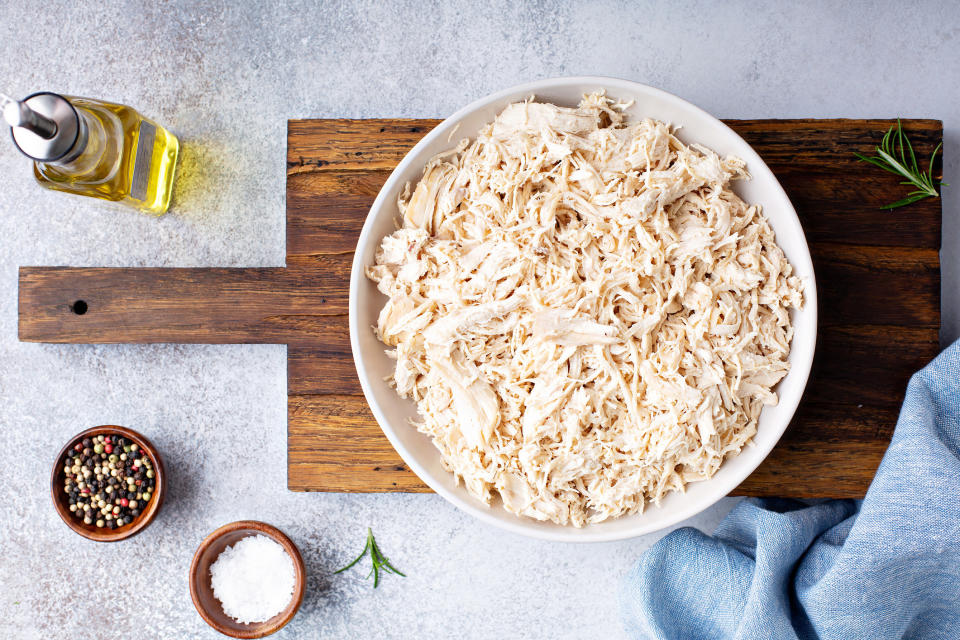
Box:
[189,520,306,638]
[51,425,165,542]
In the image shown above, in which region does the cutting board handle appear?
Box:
[18,266,340,344]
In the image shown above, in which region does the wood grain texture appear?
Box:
[288,394,428,492]
[287,119,440,172]
[18,117,943,499]
[19,261,351,343]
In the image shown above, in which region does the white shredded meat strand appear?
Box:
[367,92,804,527]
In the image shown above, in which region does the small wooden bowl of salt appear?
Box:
[190,520,306,638]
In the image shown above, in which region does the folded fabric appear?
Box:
[620,340,960,640]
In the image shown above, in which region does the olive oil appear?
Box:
[3,92,179,215]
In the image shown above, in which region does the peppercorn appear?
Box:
[60,432,156,532]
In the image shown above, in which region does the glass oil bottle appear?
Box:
[2,92,179,215]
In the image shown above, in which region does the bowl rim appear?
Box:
[349,76,818,542]
[50,424,165,542]
[189,520,307,639]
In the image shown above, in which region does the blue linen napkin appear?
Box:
[620,340,960,640]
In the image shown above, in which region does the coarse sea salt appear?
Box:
[209,534,296,624]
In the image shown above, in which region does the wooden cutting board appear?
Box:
[19,118,942,497]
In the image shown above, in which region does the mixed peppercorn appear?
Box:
[61,434,156,530]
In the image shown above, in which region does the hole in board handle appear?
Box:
[71,300,88,315]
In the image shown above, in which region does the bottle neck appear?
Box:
[46,109,90,168]
[36,102,121,184]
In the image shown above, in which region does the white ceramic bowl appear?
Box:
[349,77,817,542]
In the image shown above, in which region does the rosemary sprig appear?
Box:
[854,119,946,210]
[334,527,405,588]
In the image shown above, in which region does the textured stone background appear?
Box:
[0,1,956,638]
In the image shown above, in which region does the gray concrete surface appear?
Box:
[0,1,956,637]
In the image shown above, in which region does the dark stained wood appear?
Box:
[811,244,939,327]
[802,325,939,419]
[730,120,943,250]
[287,119,440,172]
[19,117,943,499]
[727,119,942,160]
[735,438,890,497]
[766,168,941,248]
[19,262,350,343]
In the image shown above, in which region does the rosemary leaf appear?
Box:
[334,527,405,587]
[929,142,943,184]
[855,120,945,210]
[881,193,930,210]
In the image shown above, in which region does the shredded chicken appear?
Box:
[367,92,803,527]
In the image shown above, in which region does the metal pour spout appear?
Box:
[2,94,58,139]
